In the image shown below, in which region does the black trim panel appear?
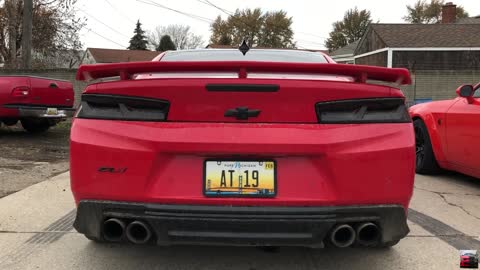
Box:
[315,98,411,124]
[206,84,279,92]
[73,200,409,247]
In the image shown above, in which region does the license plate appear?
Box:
[46,108,58,115]
[204,160,276,197]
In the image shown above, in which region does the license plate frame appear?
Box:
[203,160,277,198]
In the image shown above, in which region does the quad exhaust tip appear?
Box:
[126,221,152,244]
[103,218,126,242]
[330,224,356,248]
[356,222,381,246]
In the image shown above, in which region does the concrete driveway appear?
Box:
[0,172,479,270]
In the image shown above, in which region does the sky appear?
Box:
[76,0,480,50]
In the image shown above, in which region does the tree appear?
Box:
[128,20,148,50]
[0,0,85,68]
[325,7,371,52]
[209,8,295,49]
[157,35,176,51]
[148,24,203,50]
[403,0,469,23]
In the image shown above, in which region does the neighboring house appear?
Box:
[456,15,480,24]
[329,40,359,64]
[352,2,480,103]
[82,48,161,64]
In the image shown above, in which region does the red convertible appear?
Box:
[410,83,480,178]
[71,49,415,248]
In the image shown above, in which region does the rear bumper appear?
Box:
[74,200,409,247]
[2,104,75,119]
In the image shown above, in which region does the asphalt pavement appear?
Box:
[0,172,479,270]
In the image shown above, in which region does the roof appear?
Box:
[86,48,160,63]
[368,24,480,48]
[456,15,480,24]
[330,40,359,56]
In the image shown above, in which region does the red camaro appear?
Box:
[409,83,480,178]
[71,49,415,248]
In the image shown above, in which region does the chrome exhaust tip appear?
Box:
[103,218,125,242]
[330,224,356,248]
[126,221,152,244]
[356,222,381,246]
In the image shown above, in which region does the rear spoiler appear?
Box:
[76,61,412,85]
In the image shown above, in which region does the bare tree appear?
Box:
[0,0,85,68]
[148,24,203,50]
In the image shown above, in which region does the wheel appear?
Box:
[413,119,440,174]
[21,119,51,133]
[2,119,18,126]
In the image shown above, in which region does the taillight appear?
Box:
[316,98,410,124]
[11,86,30,98]
[76,94,170,121]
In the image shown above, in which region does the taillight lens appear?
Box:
[11,86,30,98]
[316,98,410,124]
[76,94,170,121]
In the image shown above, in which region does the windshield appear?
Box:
[160,49,329,63]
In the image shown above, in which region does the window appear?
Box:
[161,49,328,63]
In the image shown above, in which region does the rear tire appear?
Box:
[2,119,18,126]
[21,119,51,133]
[414,119,440,174]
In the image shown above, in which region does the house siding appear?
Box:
[355,29,387,55]
[354,51,388,67]
[400,70,480,102]
[392,51,480,70]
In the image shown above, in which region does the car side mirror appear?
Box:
[456,85,475,104]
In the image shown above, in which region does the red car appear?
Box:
[460,250,479,268]
[409,83,480,178]
[71,49,415,248]
[0,76,75,132]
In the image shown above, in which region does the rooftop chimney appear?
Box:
[442,2,457,23]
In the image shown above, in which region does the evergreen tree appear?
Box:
[157,35,177,51]
[128,20,148,50]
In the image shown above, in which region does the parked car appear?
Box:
[460,250,479,268]
[0,76,75,133]
[71,49,414,248]
[409,83,480,178]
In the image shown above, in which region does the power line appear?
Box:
[196,0,233,16]
[104,0,136,24]
[78,8,130,39]
[296,31,329,40]
[136,0,214,23]
[85,27,126,48]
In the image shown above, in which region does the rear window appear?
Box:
[160,49,328,63]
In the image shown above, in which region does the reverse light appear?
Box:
[316,98,410,124]
[76,94,170,121]
[11,86,30,98]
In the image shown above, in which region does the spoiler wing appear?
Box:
[76,61,411,85]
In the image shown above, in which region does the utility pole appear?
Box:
[7,0,17,68]
[22,0,33,69]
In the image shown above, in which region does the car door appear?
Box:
[445,86,480,176]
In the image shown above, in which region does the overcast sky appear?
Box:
[76,0,480,50]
